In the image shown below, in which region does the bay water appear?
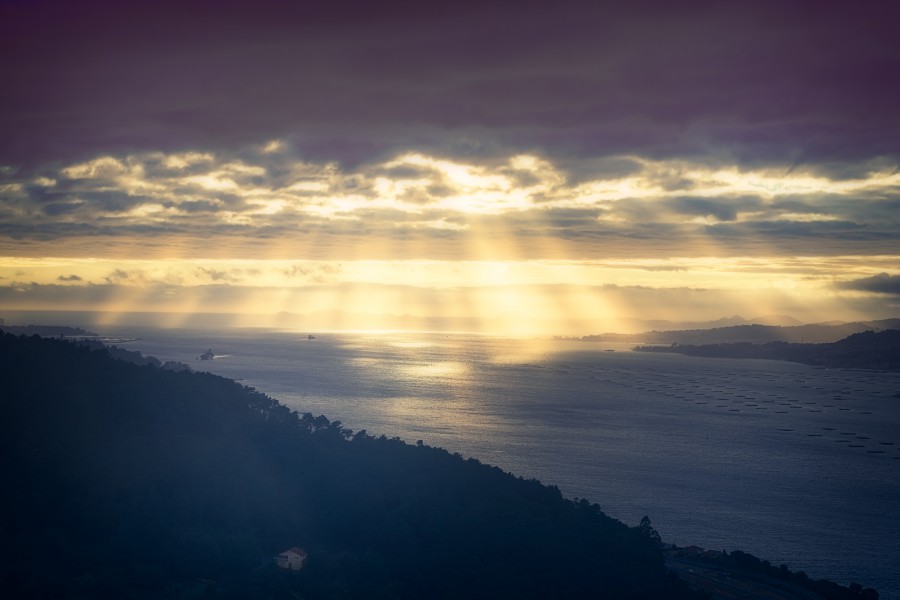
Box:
[111,328,900,597]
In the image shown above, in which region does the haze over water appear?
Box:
[119,328,900,598]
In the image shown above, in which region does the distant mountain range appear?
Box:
[635,329,900,371]
[614,314,806,331]
[577,318,900,345]
[3,310,898,342]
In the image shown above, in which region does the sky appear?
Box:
[1,0,899,334]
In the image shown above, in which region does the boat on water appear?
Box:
[199,348,214,360]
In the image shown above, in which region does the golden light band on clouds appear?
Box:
[3,255,896,290]
[8,149,898,227]
[1,255,897,329]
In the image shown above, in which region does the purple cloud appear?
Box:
[1,0,898,171]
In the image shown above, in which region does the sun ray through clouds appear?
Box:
[2,144,900,331]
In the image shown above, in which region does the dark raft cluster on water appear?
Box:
[1,333,698,599]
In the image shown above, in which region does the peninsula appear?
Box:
[634,330,900,371]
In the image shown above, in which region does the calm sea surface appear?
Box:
[111,328,900,597]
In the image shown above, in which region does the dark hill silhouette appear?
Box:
[0,333,698,599]
[635,330,900,371]
[580,318,900,345]
[0,323,96,337]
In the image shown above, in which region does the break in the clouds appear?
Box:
[2,148,899,260]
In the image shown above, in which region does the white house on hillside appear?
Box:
[275,547,308,571]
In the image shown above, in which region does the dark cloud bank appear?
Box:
[839,273,900,295]
[2,0,899,172]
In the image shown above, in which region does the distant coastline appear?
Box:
[0,323,98,337]
[571,318,900,346]
[634,329,900,371]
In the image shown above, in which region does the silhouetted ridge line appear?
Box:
[0,333,698,599]
[635,329,900,370]
[578,318,900,345]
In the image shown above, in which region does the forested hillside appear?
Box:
[0,333,697,599]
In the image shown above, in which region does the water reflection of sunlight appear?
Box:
[379,396,469,436]
[349,357,380,366]
[488,338,572,365]
[401,361,468,379]
[389,340,435,349]
[338,343,365,351]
